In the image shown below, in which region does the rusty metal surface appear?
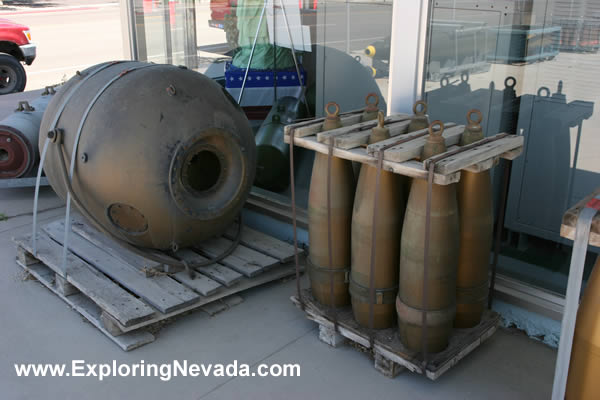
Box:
[397,121,458,353]
[456,169,493,328]
[566,257,600,399]
[351,111,403,329]
[40,61,255,250]
[0,90,56,178]
[361,92,380,122]
[351,161,403,328]
[307,102,354,307]
[408,100,430,132]
[455,110,493,328]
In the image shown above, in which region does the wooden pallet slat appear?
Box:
[316,114,411,147]
[196,237,279,277]
[176,248,243,287]
[103,262,301,334]
[70,215,163,276]
[14,217,305,351]
[286,111,524,185]
[14,234,155,327]
[367,124,463,162]
[561,186,600,247]
[223,225,298,263]
[171,270,222,297]
[291,290,500,380]
[43,221,200,314]
[284,109,364,138]
[286,135,460,185]
[431,134,525,174]
[19,261,154,351]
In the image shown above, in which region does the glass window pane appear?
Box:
[424,0,600,294]
[129,0,395,208]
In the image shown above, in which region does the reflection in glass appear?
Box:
[424,0,600,294]
[128,0,394,205]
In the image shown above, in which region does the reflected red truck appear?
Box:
[0,18,36,94]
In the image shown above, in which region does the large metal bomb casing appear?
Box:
[0,88,57,178]
[40,61,256,250]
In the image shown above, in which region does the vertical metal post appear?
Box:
[32,138,51,256]
[345,0,350,54]
[238,1,267,104]
[488,158,511,309]
[551,196,599,400]
[277,0,309,114]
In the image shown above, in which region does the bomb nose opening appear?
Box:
[183,150,222,193]
[0,148,8,162]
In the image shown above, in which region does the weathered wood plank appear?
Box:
[369,124,465,163]
[43,221,200,314]
[316,114,411,146]
[291,290,500,380]
[561,187,600,247]
[96,259,302,333]
[463,157,498,173]
[171,269,222,296]
[176,248,242,287]
[284,110,364,138]
[366,123,458,156]
[432,135,524,175]
[334,120,411,149]
[55,273,80,296]
[70,215,163,276]
[14,235,155,326]
[224,225,297,263]
[285,135,460,185]
[196,237,279,277]
[19,261,154,351]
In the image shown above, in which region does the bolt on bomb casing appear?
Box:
[361,93,380,122]
[40,61,256,250]
[308,102,355,307]
[396,121,458,353]
[351,112,404,329]
[455,109,493,328]
[407,100,430,132]
[353,93,381,180]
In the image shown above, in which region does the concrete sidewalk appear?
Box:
[0,184,558,399]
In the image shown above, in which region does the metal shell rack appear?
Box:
[283,109,524,380]
[13,214,304,351]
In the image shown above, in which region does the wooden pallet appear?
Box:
[284,112,524,184]
[560,186,600,247]
[291,290,500,380]
[13,216,304,351]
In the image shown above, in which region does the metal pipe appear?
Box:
[238,1,267,105]
[277,0,309,115]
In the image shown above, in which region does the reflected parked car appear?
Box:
[0,18,36,94]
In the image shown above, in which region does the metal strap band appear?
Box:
[32,61,124,256]
[349,277,397,305]
[307,258,349,284]
[61,63,158,271]
[288,124,303,309]
[421,160,435,367]
[396,296,456,326]
[326,141,338,329]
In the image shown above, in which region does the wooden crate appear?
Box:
[284,112,524,184]
[13,216,304,351]
[292,290,500,380]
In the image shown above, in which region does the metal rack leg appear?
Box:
[551,195,600,400]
